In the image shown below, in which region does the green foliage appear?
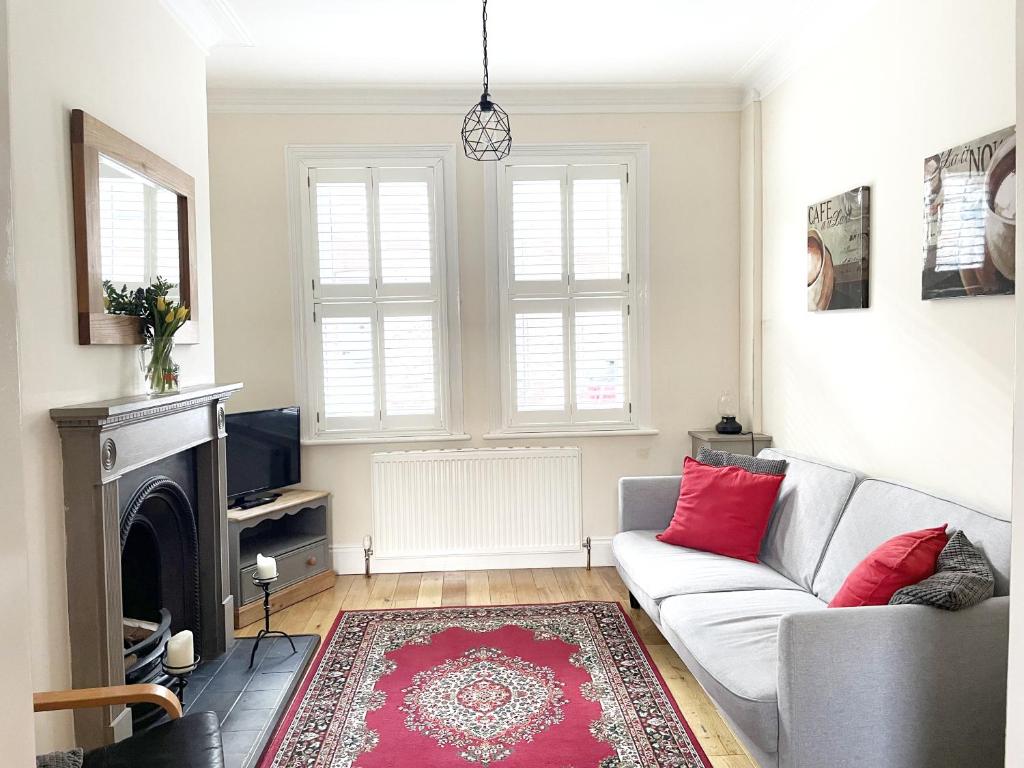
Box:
[103,277,190,340]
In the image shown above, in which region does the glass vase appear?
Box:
[140,337,180,395]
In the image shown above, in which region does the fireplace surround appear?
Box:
[51,383,241,750]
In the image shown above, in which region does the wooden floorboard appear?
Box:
[238,568,756,768]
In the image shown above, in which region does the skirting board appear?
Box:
[330,537,614,575]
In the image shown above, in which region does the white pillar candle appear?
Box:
[256,553,277,579]
[362,535,372,551]
[166,630,193,669]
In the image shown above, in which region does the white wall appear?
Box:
[0,0,36,761]
[760,0,1016,517]
[209,111,741,560]
[739,100,763,431]
[7,0,216,750]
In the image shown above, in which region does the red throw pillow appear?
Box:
[657,457,785,562]
[828,525,949,608]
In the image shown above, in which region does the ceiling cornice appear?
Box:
[739,0,882,99]
[207,84,750,115]
[159,0,253,54]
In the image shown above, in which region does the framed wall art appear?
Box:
[922,126,1015,299]
[807,186,870,311]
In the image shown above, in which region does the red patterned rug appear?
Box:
[258,602,710,767]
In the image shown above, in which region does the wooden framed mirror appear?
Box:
[70,109,199,345]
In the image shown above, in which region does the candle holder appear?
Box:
[248,571,297,669]
[161,653,201,708]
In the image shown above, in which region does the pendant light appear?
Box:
[462,0,511,161]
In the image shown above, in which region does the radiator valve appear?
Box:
[363,535,373,578]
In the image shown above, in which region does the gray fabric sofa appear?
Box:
[613,449,1011,768]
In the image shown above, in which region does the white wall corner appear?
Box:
[157,0,253,54]
[738,99,764,432]
[738,0,882,100]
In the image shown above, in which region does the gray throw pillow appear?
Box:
[890,530,995,610]
[696,446,787,476]
[36,749,84,768]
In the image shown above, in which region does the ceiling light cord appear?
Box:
[481,0,490,100]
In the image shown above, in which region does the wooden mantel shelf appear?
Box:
[50,383,243,427]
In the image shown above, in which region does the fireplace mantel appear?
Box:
[51,383,242,428]
[51,382,242,749]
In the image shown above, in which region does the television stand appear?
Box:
[230,491,283,510]
[227,488,335,629]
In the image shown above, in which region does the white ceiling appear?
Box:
[178,0,855,94]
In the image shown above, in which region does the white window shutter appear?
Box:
[497,154,639,432]
[508,168,566,290]
[381,302,442,429]
[572,297,630,422]
[376,169,434,293]
[573,167,626,286]
[311,168,373,296]
[510,300,569,421]
[570,167,626,287]
[305,160,451,438]
[318,305,378,430]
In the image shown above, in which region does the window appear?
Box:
[490,146,650,435]
[290,146,463,442]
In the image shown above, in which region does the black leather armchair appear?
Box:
[33,684,224,768]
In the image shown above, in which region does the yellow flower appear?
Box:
[156,296,166,312]
[176,306,189,322]
[165,310,175,324]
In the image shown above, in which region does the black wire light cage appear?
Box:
[462,0,511,161]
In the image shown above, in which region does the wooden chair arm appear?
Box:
[33,684,183,720]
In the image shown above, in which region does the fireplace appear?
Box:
[51,383,241,750]
[118,452,202,728]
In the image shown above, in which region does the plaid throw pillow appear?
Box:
[889,530,995,610]
[696,446,787,476]
[36,750,84,768]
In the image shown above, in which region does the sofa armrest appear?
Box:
[618,476,680,532]
[777,597,1009,768]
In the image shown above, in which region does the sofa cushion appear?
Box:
[828,525,948,608]
[612,530,803,622]
[83,712,224,768]
[696,446,788,475]
[36,751,83,768]
[657,458,784,562]
[814,479,1012,604]
[890,530,996,610]
[659,589,827,755]
[756,449,861,591]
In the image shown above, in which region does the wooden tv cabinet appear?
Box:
[228,488,335,629]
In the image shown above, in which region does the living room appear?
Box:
[3,0,1024,766]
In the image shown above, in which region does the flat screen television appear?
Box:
[225,407,300,506]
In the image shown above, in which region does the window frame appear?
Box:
[287,144,465,444]
[484,143,653,438]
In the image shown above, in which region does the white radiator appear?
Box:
[371,447,582,561]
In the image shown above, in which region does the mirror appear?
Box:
[71,109,198,345]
